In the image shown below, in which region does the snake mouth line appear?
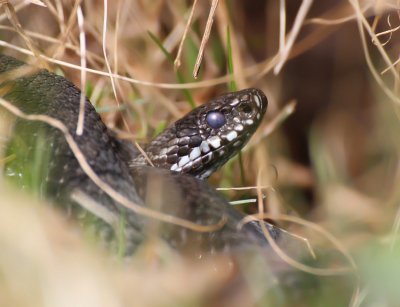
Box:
[169,131,252,179]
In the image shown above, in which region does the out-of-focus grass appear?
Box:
[4,123,51,197]
[0,183,238,307]
[0,0,399,306]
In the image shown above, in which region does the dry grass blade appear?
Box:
[389,202,400,252]
[0,1,30,23]
[274,0,313,74]
[174,0,198,69]
[261,100,297,136]
[192,0,218,78]
[279,0,286,53]
[248,100,296,149]
[76,5,87,136]
[50,0,82,59]
[1,1,48,69]
[134,141,154,167]
[0,24,104,62]
[27,0,46,7]
[102,0,121,112]
[350,0,400,82]
[305,2,371,25]
[381,58,400,75]
[371,14,399,46]
[0,22,340,90]
[350,0,400,104]
[240,213,357,276]
[217,185,273,191]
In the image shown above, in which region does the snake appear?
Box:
[0,54,283,256]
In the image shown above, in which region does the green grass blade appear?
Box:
[226,25,237,92]
[147,31,195,109]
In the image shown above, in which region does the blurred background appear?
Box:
[0,0,400,306]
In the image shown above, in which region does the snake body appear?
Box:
[0,55,281,256]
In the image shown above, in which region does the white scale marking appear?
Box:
[233,117,240,123]
[245,119,254,125]
[226,130,238,141]
[234,124,244,131]
[254,94,261,107]
[189,147,201,160]
[178,155,190,167]
[200,141,210,153]
[207,136,221,149]
[200,169,213,179]
[230,98,239,106]
[171,163,178,171]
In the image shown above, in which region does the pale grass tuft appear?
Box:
[0,183,232,307]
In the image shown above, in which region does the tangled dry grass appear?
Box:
[0,0,400,306]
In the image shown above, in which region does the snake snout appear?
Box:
[251,88,268,112]
[228,88,268,132]
[235,88,268,122]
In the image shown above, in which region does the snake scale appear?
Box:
[0,54,284,256]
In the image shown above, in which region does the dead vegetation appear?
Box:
[0,0,400,306]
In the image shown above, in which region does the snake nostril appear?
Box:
[206,111,226,129]
[239,104,253,114]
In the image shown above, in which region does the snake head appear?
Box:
[144,88,268,179]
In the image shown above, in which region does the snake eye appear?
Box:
[206,111,226,129]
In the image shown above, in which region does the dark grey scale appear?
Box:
[156,155,167,164]
[166,145,179,155]
[178,136,190,146]
[167,138,178,146]
[101,130,110,143]
[187,122,199,129]
[178,117,197,128]
[166,154,178,164]
[177,146,190,156]
[177,128,197,138]
[182,162,193,173]
[188,135,202,148]
[220,106,230,114]
[233,140,242,147]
